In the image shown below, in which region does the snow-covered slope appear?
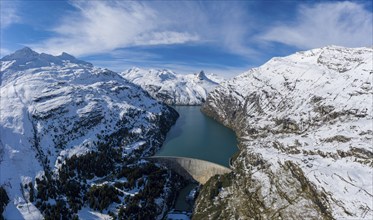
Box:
[121,68,224,105]
[0,48,179,219]
[195,46,373,219]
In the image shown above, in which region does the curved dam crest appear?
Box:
[147,156,232,184]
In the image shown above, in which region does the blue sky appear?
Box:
[1,0,372,77]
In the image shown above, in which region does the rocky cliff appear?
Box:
[195,46,373,219]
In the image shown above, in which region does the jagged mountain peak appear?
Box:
[16,46,37,54]
[126,67,178,81]
[155,69,177,80]
[1,47,92,71]
[196,70,206,80]
[58,52,77,60]
[1,47,39,61]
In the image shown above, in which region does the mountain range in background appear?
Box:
[121,68,224,105]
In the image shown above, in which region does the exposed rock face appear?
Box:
[121,68,223,105]
[0,48,179,219]
[195,46,373,219]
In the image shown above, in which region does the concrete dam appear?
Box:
[147,156,232,184]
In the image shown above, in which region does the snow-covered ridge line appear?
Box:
[195,46,373,219]
[1,47,92,72]
[0,48,179,219]
[121,67,225,105]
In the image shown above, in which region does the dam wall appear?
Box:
[147,156,232,184]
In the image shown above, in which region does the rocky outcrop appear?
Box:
[195,46,373,219]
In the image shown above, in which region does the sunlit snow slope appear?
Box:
[121,68,223,105]
[196,46,373,219]
[0,47,178,219]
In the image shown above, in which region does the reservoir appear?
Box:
[157,106,238,213]
[156,106,238,168]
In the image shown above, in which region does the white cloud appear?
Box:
[260,1,373,48]
[32,1,200,56]
[0,47,12,57]
[135,31,199,46]
[0,1,21,29]
[32,1,253,57]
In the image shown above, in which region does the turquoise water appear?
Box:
[156,106,238,167]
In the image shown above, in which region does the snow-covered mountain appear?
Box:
[195,46,373,219]
[121,68,224,105]
[0,48,180,219]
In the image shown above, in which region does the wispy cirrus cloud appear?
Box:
[259,1,373,48]
[32,1,200,56]
[0,48,12,57]
[32,1,253,57]
[0,1,21,57]
[0,1,21,29]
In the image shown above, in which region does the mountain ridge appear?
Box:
[1,47,92,72]
[0,48,180,219]
[121,67,224,105]
[195,45,373,219]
